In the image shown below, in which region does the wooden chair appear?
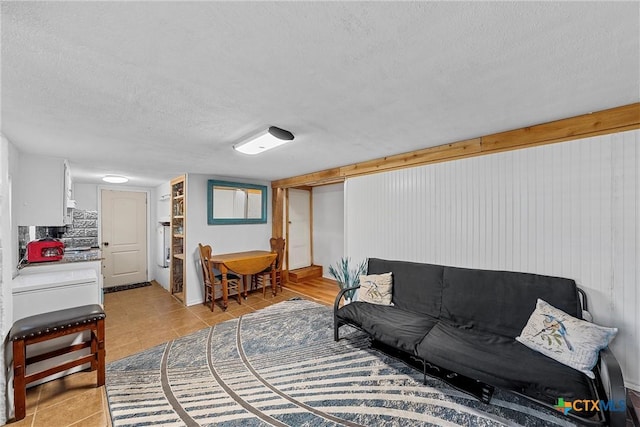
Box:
[253,237,285,296]
[198,244,243,311]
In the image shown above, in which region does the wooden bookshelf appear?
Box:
[170,175,186,303]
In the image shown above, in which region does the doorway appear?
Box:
[101,189,148,288]
[287,188,312,270]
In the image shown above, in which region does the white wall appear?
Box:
[345,130,640,390]
[185,174,272,306]
[1,135,19,423]
[6,139,20,321]
[312,183,345,277]
[73,183,98,210]
[0,136,10,425]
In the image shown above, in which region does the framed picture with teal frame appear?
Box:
[207,180,267,225]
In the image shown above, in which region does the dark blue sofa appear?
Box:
[334,258,626,426]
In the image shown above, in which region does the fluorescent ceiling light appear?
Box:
[102,175,129,183]
[233,126,294,155]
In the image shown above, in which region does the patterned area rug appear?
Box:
[106,299,575,426]
[103,282,152,294]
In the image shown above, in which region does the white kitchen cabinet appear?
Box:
[16,153,74,226]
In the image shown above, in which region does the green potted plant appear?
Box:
[328,257,367,303]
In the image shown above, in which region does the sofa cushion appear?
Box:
[440,266,580,338]
[416,322,597,411]
[367,258,443,317]
[516,299,618,379]
[336,302,437,354]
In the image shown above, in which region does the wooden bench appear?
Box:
[9,304,106,421]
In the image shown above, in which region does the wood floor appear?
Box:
[7,277,339,427]
[283,276,341,305]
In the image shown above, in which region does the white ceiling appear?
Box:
[2,2,638,187]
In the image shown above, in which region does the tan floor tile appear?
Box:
[103,306,127,317]
[68,410,108,427]
[104,314,132,329]
[244,293,268,304]
[32,387,103,427]
[105,341,144,363]
[25,384,42,415]
[138,330,179,349]
[186,303,216,314]
[38,372,102,410]
[225,305,256,317]
[6,413,34,426]
[167,315,208,330]
[105,328,139,347]
[161,308,200,321]
[131,315,171,331]
[125,309,160,321]
[246,299,274,311]
[174,322,208,336]
[196,311,235,326]
[150,303,185,315]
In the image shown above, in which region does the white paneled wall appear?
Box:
[312,183,345,278]
[345,130,639,390]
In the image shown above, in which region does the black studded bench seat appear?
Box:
[10,304,105,341]
[10,304,106,421]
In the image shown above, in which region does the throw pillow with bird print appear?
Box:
[516,299,618,378]
[357,272,393,305]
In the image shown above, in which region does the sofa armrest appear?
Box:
[597,347,626,427]
[333,285,360,341]
[333,285,360,312]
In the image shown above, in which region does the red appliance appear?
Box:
[26,238,65,263]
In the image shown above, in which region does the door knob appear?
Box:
[104,242,109,246]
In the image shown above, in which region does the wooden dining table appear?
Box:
[208,250,277,309]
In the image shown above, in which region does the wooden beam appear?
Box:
[271,187,284,239]
[340,138,481,178]
[481,103,640,153]
[270,103,639,189]
[271,167,343,189]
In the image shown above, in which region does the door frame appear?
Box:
[284,187,313,273]
[97,186,151,284]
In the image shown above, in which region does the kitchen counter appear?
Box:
[62,248,103,263]
[22,248,102,267]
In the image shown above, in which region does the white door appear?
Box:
[101,190,147,287]
[288,188,311,270]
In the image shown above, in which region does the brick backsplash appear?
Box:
[61,210,99,248]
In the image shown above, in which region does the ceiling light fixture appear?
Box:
[102,175,129,184]
[233,126,295,155]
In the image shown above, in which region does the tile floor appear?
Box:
[7,281,326,427]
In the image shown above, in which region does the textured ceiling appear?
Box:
[2,1,639,187]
